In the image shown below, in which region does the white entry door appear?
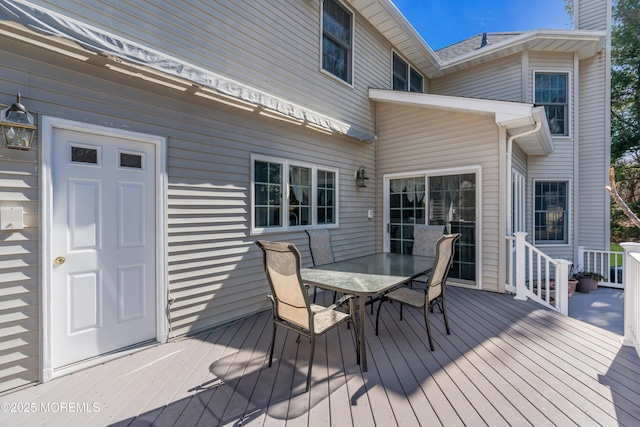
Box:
[51,128,157,369]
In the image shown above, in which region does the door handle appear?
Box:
[54,256,66,265]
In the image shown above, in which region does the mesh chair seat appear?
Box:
[256,240,359,392]
[309,303,351,334]
[375,233,461,351]
[306,229,339,303]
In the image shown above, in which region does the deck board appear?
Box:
[0,287,638,427]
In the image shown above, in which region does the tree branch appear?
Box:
[606,166,640,227]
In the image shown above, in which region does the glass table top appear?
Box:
[300,252,435,295]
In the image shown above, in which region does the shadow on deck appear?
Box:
[1,286,639,426]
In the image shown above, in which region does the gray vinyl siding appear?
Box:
[430,54,523,101]
[575,0,610,252]
[0,147,39,393]
[512,144,527,175]
[375,104,502,292]
[24,0,398,136]
[577,56,610,250]
[0,35,376,392]
[576,0,609,31]
[524,52,577,261]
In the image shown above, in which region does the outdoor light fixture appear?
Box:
[355,167,369,187]
[0,93,37,150]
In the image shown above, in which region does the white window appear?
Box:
[252,155,338,233]
[393,52,423,93]
[322,0,353,84]
[534,72,569,136]
[534,180,569,244]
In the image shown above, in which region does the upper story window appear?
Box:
[535,72,568,136]
[393,52,423,92]
[322,0,353,84]
[252,155,338,233]
[534,180,569,245]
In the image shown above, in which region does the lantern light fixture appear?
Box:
[355,167,369,187]
[1,93,37,150]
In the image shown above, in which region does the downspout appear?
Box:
[506,120,542,237]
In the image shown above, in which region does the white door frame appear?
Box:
[40,116,168,382]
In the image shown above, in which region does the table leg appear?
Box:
[358,295,367,371]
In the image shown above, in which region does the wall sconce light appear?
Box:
[1,93,37,150]
[355,167,369,187]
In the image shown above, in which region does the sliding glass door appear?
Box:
[387,170,477,282]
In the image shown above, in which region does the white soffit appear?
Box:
[347,0,442,75]
[369,89,553,155]
[0,0,376,142]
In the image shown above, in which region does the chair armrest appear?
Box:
[314,294,355,313]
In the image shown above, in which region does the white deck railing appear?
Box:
[579,246,624,289]
[509,232,571,315]
[622,243,640,357]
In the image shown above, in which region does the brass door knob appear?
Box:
[54,256,66,265]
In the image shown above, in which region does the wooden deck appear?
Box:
[1,286,639,426]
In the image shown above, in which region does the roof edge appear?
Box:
[432,29,606,77]
[369,88,553,155]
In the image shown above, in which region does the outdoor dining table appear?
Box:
[300,252,435,371]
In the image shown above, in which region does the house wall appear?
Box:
[575,0,611,254]
[0,32,378,393]
[525,51,577,261]
[375,103,502,292]
[0,133,39,393]
[429,54,524,101]
[24,0,392,136]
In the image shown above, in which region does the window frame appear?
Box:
[392,51,424,93]
[533,70,571,138]
[533,179,571,246]
[251,154,339,234]
[320,0,354,86]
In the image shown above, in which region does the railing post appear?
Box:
[578,246,585,271]
[555,259,572,316]
[514,232,527,301]
[621,242,640,354]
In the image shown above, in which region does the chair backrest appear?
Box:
[305,229,335,266]
[256,240,311,330]
[412,225,445,257]
[426,233,461,301]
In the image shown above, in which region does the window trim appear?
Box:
[533,70,571,138]
[320,0,355,87]
[251,154,339,234]
[533,179,571,246]
[391,51,424,93]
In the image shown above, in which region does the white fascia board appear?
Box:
[369,89,535,123]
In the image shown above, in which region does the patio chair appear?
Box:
[306,229,337,303]
[256,240,360,392]
[411,224,445,288]
[375,233,461,351]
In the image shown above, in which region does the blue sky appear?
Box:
[392,0,573,50]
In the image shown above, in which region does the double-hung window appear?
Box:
[252,156,338,233]
[393,52,423,92]
[534,180,569,244]
[534,72,569,136]
[322,0,353,84]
